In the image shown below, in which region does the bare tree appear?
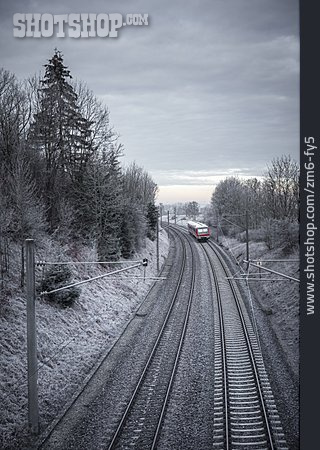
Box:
[123,162,157,206]
[0,69,32,170]
[263,155,299,221]
[74,80,116,155]
[185,201,200,219]
[0,182,12,288]
[9,157,46,287]
[211,177,247,230]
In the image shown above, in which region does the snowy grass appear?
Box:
[0,229,169,448]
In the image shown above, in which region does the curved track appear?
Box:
[37,224,289,449]
[173,225,288,449]
[107,228,196,449]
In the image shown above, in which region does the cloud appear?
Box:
[154,169,264,186]
[0,0,299,202]
[157,185,215,205]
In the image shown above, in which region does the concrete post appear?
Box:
[245,210,250,269]
[156,210,160,273]
[26,239,39,434]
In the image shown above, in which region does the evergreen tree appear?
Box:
[146,202,158,241]
[97,147,123,261]
[120,204,136,258]
[29,50,93,230]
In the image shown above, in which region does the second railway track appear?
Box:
[107,227,196,449]
[204,237,288,449]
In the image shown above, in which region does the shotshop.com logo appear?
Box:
[13,13,149,38]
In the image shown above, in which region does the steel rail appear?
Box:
[150,226,196,449]
[107,227,195,449]
[207,240,275,450]
[200,241,230,450]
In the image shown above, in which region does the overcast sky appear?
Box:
[0,0,299,204]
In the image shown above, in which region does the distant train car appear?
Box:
[187,221,211,241]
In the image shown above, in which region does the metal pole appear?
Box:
[245,210,249,269]
[167,210,169,226]
[156,210,160,273]
[244,260,300,283]
[26,239,39,434]
[174,206,177,225]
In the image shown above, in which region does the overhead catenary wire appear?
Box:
[40,263,143,295]
[227,277,292,282]
[249,259,299,263]
[227,242,246,252]
[244,260,300,283]
[36,260,142,266]
[73,276,167,281]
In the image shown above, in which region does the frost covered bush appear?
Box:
[40,265,80,307]
[238,231,247,243]
[238,228,264,243]
[247,228,265,242]
[228,226,239,238]
[261,219,299,252]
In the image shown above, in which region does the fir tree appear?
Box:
[97,147,123,261]
[120,205,136,258]
[29,50,93,230]
[146,202,158,241]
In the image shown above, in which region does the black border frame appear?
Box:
[300,1,320,448]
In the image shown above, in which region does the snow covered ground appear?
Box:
[0,229,169,448]
[0,220,298,447]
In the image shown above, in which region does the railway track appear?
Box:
[171,224,288,449]
[107,228,196,449]
[37,227,195,450]
[204,238,288,449]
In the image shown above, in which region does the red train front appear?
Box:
[187,221,211,241]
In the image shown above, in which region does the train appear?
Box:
[187,221,211,241]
